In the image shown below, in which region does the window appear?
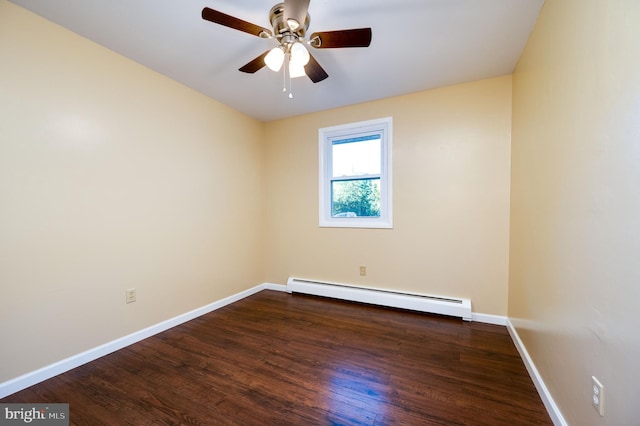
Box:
[319,117,392,228]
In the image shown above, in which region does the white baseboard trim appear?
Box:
[261,282,287,292]
[471,312,507,325]
[0,283,278,399]
[506,319,567,426]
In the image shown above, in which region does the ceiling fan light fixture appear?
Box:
[265,46,285,71]
[290,41,310,66]
[201,3,373,85]
[289,60,306,78]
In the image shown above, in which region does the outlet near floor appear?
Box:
[592,376,604,416]
[126,288,136,304]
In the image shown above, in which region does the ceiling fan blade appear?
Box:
[310,28,372,48]
[239,51,269,73]
[283,0,310,31]
[202,7,272,38]
[305,54,328,83]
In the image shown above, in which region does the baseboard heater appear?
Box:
[286,277,472,321]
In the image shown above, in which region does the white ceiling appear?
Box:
[10,0,544,122]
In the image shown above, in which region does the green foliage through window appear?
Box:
[332,179,381,217]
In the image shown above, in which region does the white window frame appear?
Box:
[318,117,393,229]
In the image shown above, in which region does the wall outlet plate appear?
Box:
[126,288,136,304]
[592,376,604,416]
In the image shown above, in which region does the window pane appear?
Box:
[331,178,381,218]
[319,116,392,228]
[332,136,381,177]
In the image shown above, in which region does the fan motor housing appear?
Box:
[269,2,310,38]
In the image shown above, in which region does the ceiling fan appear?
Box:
[201,0,372,84]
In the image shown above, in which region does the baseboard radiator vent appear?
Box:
[287,277,472,321]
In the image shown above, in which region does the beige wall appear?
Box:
[264,76,512,316]
[510,0,640,424]
[0,1,264,382]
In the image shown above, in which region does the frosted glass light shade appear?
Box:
[289,60,306,78]
[265,47,285,72]
[290,42,310,66]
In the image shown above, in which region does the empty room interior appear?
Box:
[1,0,639,424]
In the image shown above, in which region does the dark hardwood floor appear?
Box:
[2,290,551,425]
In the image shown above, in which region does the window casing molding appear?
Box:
[318,117,393,229]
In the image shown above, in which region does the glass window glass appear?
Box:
[332,136,381,178]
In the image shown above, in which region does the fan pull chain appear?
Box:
[289,70,293,99]
[282,62,287,93]
[287,54,294,99]
[282,54,293,99]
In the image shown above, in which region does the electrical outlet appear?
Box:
[126,288,136,304]
[359,266,366,276]
[592,376,604,416]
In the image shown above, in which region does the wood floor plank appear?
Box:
[1,290,551,425]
